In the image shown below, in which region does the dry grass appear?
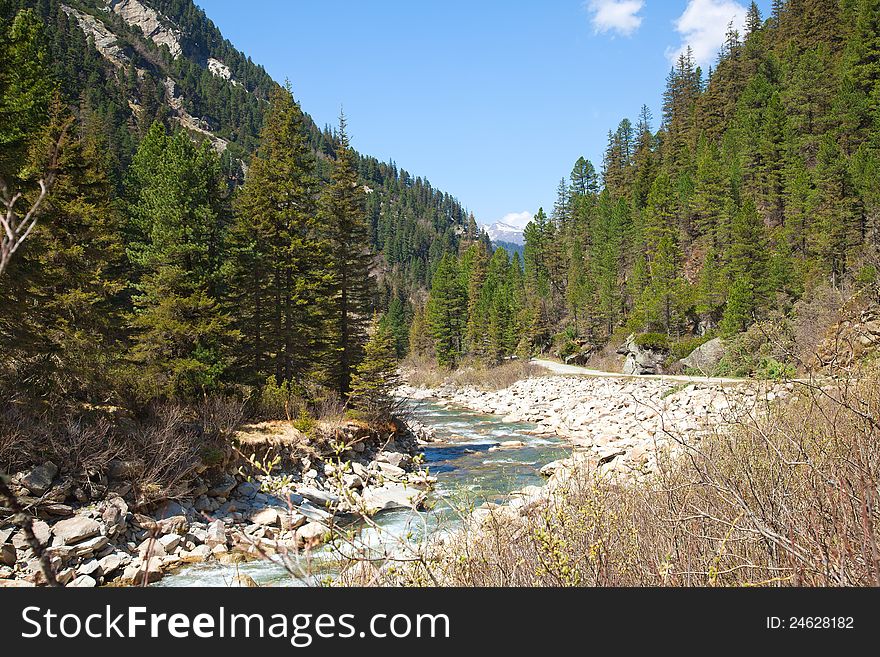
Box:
[402,357,543,391]
[389,367,880,587]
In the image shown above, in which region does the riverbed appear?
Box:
[157,400,569,587]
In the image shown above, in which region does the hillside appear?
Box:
[4,0,478,297]
[412,0,880,376]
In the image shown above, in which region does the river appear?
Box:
[157,400,569,587]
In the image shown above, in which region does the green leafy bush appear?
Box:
[633,333,670,350]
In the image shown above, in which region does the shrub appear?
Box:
[633,333,669,350]
[391,367,880,587]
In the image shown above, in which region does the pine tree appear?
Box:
[125,123,234,398]
[427,253,467,368]
[0,8,52,182]
[322,111,375,395]
[407,303,433,359]
[0,95,126,395]
[349,318,400,421]
[227,83,325,385]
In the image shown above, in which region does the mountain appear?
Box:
[483,221,525,246]
[9,0,477,295]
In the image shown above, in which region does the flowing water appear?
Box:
[158,400,569,587]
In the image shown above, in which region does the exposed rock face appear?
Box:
[163,78,230,153]
[108,0,183,59]
[617,334,667,375]
[61,5,130,68]
[679,338,726,373]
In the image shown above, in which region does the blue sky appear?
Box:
[197,0,772,229]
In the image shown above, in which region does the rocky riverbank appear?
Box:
[0,420,433,587]
[400,373,790,483]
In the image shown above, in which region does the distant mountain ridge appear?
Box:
[483,221,525,246]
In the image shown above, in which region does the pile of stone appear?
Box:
[407,375,789,482]
[1,420,434,587]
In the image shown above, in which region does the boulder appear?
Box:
[374,462,406,479]
[157,515,189,536]
[342,474,364,490]
[679,338,725,373]
[207,474,237,498]
[153,500,188,520]
[98,553,125,577]
[68,574,97,588]
[250,508,280,527]
[298,486,339,508]
[158,534,181,552]
[294,522,331,549]
[69,535,109,557]
[20,462,58,496]
[361,484,425,515]
[205,519,227,548]
[618,334,667,376]
[51,516,101,545]
[377,452,410,469]
[121,564,162,585]
[138,537,167,559]
[280,511,307,532]
[77,559,103,578]
[235,481,259,499]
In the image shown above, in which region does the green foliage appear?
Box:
[633,333,671,350]
[427,253,467,368]
[349,319,401,421]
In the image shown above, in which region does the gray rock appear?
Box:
[298,486,339,508]
[361,485,425,515]
[235,481,259,499]
[69,535,109,557]
[343,474,364,490]
[68,574,97,588]
[98,553,124,576]
[205,519,227,548]
[618,334,667,376]
[158,534,181,552]
[250,508,280,527]
[207,474,237,498]
[374,462,406,478]
[56,567,76,585]
[52,516,101,545]
[153,500,188,520]
[138,537,167,558]
[77,559,103,578]
[20,462,58,496]
[679,337,725,373]
[157,515,189,535]
[121,564,162,585]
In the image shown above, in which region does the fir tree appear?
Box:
[350,318,401,421]
[427,253,467,368]
[322,111,376,395]
[227,83,325,385]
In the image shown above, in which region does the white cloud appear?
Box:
[496,211,534,229]
[587,0,645,37]
[667,0,747,66]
